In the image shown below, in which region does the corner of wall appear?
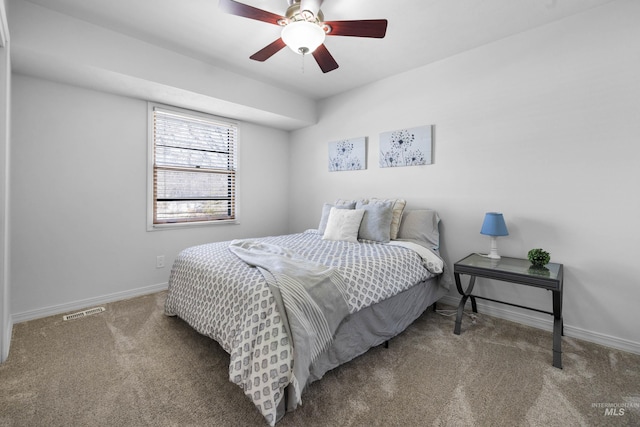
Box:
[1,318,12,363]
[0,0,8,48]
[0,0,11,362]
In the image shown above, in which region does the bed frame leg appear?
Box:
[383,302,438,350]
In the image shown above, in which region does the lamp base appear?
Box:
[486,236,501,259]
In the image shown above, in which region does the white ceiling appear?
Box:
[15,0,616,101]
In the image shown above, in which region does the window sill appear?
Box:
[147,219,239,231]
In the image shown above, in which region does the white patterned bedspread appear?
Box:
[164,230,438,425]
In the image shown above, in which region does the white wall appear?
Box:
[9,74,291,320]
[288,0,640,352]
[8,0,316,131]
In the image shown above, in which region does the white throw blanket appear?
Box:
[229,239,350,414]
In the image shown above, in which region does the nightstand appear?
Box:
[453,253,564,369]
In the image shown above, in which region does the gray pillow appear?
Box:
[370,198,406,240]
[396,209,440,250]
[355,200,394,242]
[318,202,356,234]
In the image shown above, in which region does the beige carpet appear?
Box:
[1,291,638,427]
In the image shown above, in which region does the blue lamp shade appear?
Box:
[480,212,509,236]
[480,212,508,259]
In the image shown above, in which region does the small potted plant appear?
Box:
[528,248,550,267]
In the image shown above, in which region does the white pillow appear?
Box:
[322,208,365,242]
[318,202,356,234]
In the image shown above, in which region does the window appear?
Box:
[148,104,238,229]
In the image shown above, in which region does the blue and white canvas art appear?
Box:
[379,125,433,168]
[328,137,367,172]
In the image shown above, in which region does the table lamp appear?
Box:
[480,212,509,259]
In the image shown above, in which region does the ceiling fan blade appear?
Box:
[312,44,339,73]
[219,0,284,25]
[324,19,388,38]
[300,0,323,18]
[250,38,287,62]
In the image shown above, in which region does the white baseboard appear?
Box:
[438,295,640,356]
[11,282,169,324]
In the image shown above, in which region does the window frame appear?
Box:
[147,103,239,231]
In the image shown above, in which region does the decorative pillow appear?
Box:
[334,198,367,207]
[322,208,365,242]
[396,209,441,250]
[370,198,406,240]
[355,200,394,242]
[318,202,356,234]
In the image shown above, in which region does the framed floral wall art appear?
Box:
[328,137,367,172]
[379,125,433,168]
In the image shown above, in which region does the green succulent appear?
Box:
[528,248,550,266]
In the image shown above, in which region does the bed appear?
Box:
[164,200,451,425]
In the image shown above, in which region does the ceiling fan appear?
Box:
[219,0,388,73]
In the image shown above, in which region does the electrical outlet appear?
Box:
[156,255,165,268]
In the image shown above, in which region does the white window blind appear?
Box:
[151,106,237,225]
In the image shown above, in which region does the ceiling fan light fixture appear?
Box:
[281,21,325,55]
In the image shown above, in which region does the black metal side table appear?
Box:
[453,253,564,369]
